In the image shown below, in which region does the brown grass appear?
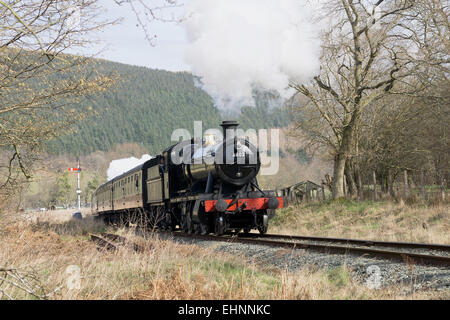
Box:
[271,199,450,244]
[0,207,448,300]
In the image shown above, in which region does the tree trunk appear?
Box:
[356,168,363,199]
[343,175,347,196]
[332,108,359,199]
[345,160,357,197]
[403,170,409,199]
[388,169,395,198]
[381,173,387,194]
[332,154,346,199]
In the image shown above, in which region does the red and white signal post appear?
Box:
[68,160,82,212]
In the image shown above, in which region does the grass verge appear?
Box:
[0,207,448,299]
[271,199,449,244]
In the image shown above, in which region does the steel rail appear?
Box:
[90,233,144,252]
[90,234,118,252]
[91,230,450,267]
[240,233,450,252]
[165,232,450,268]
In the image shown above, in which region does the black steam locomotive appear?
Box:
[91,121,283,235]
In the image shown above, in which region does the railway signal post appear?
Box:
[69,160,82,212]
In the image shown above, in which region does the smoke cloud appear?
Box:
[107,155,153,181]
[183,0,321,110]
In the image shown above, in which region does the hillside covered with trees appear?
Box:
[47,60,289,156]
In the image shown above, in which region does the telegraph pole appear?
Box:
[77,159,81,212]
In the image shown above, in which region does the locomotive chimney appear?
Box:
[220,120,239,141]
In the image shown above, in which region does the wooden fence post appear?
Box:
[321,183,326,201]
[404,170,409,199]
[420,170,426,200]
[438,167,446,202]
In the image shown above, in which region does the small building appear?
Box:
[277,180,323,205]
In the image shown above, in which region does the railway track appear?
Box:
[240,233,450,253]
[165,231,450,268]
[90,233,144,252]
[90,230,450,268]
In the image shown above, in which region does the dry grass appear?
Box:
[0,208,448,300]
[271,199,450,244]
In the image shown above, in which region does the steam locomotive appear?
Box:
[91,121,283,235]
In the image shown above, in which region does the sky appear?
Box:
[91,0,190,72]
[84,0,322,110]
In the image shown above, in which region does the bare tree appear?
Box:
[290,0,432,199]
[113,0,184,45]
[352,0,449,201]
[0,0,116,205]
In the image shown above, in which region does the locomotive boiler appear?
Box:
[92,121,283,235]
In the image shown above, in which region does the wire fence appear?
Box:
[278,170,448,205]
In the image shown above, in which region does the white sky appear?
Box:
[90,0,190,72]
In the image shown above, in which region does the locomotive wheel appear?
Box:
[243,228,251,235]
[165,211,176,231]
[258,214,269,235]
[200,223,209,235]
[257,225,268,235]
[180,209,187,232]
[170,209,178,231]
[180,217,187,232]
[193,224,201,235]
[156,207,166,230]
[215,215,225,236]
[180,203,191,233]
[186,212,194,234]
[181,214,191,233]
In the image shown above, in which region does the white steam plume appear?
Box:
[107,155,153,181]
[183,0,321,110]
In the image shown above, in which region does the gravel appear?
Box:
[159,233,450,293]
